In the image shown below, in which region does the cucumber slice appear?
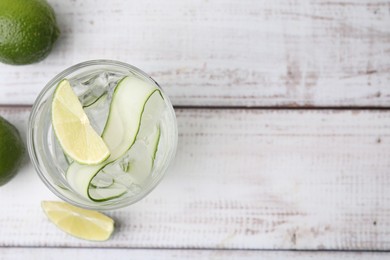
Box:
[88,125,161,201]
[90,174,114,188]
[66,76,164,201]
[88,181,127,201]
[151,126,161,162]
[83,93,108,109]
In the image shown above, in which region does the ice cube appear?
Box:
[69,70,125,106]
[69,70,126,134]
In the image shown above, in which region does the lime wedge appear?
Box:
[41,201,114,241]
[51,79,110,165]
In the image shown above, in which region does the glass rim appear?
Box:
[27,59,178,210]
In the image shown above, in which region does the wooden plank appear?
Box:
[0,0,389,107]
[0,107,389,250]
[0,248,389,260]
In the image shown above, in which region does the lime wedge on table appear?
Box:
[41,201,114,241]
[51,79,110,165]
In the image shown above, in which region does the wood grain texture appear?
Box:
[0,107,389,250]
[0,0,389,107]
[1,248,389,260]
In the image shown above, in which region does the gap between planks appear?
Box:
[1,104,390,111]
[1,248,389,260]
[174,105,390,111]
[2,245,390,253]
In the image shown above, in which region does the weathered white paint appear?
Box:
[0,0,389,106]
[0,248,389,260]
[0,107,389,250]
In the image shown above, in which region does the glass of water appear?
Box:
[27,60,178,210]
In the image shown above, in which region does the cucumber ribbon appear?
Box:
[66,76,164,201]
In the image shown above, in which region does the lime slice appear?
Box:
[41,201,114,241]
[52,79,110,165]
[66,76,164,201]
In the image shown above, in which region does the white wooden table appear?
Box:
[0,0,389,259]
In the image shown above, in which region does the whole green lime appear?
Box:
[0,116,25,186]
[0,0,60,65]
